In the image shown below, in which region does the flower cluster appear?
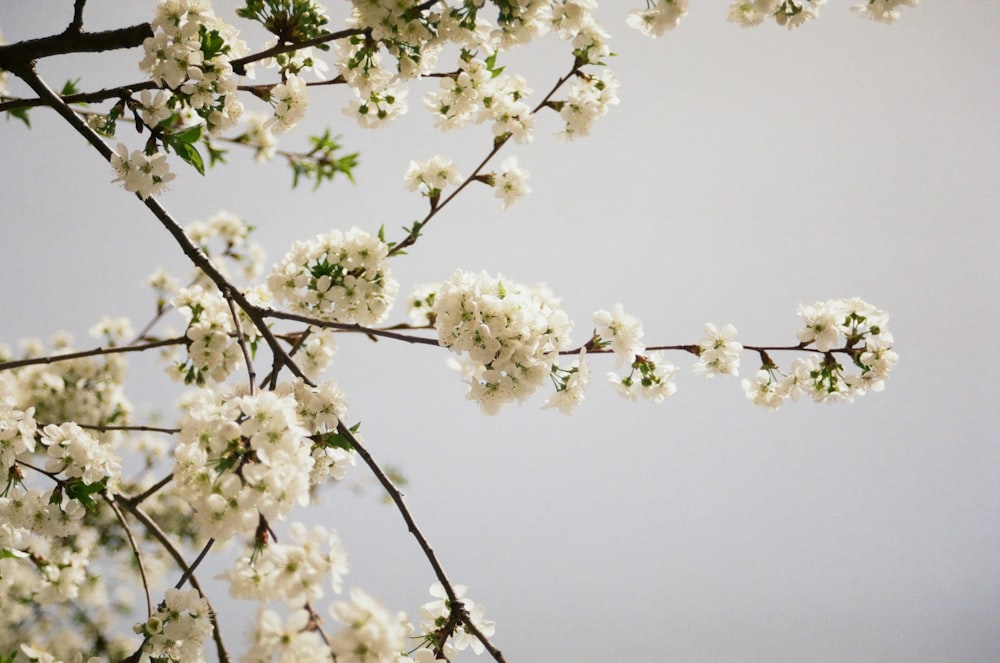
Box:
[246,608,328,662]
[41,422,122,492]
[726,0,826,29]
[268,227,398,325]
[557,69,621,140]
[186,209,267,281]
[110,143,175,200]
[494,156,532,210]
[742,298,897,408]
[593,304,645,368]
[328,588,409,663]
[627,0,689,37]
[433,271,573,414]
[224,522,349,606]
[136,588,213,662]
[693,323,743,378]
[139,0,246,135]
[543,348,592,414]
[169,285,244,385]
[418,582,496,658]
[266,74,309,134]
[173,388,316,540]
[852,0,918,23]
[5,333,131,428]
[609,351,679,403]
[405,282,442,327]
[404,155,462,199]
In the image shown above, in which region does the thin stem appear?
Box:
[226,293,257,396]
[104,494,154,618]
[118,499,231,663]
[338,422,508,663]
[388,62,581,256]
[262,308,441,347]
[0,336,185,372]
[175,538,216,590]
[128,473,175,505]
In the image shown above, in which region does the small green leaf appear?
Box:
[60,77,82,96]
[5,108,30,128]
[173,140,206,175]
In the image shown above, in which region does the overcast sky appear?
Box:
[2,1,999,661]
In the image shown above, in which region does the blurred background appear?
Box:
[1,2,998,661]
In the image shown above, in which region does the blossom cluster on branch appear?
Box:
[0,0,911,661]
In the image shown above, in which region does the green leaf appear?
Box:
[64,478,108,513]
[175,141,206,175]
[60,77,82,96]
[5,108,30,128]
[170,124,203,145]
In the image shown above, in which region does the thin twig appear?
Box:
[0,336,185,372]
[104,493,154,618]
[226,292,257,395]
[118,499,231,663]
[337,422,508,663]
[263,308,441,347]
[388,62,581,256]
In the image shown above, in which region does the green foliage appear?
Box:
[4,107,29,127]
[162,124,206,175]
[289,129,359,190]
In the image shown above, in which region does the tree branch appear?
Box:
[338,422,508,663]
[0,23,152,72]
[0,336,185,372]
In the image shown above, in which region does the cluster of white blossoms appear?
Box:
[627,0,916,35]
[266,73,309,134]
[173,388,315,540]
[432,270,573,415]
[169,285,244,385]
[742,297,897,408]
[595,305,679,403]
[268,227,398,325]
[110,143,175,200]
[853,0,918,23]
[693,323,743,378]
[40,422,122,492]
[494,156,531,210]
[726,0,826,29]
[627,0,689,37]
[5,333,131,428]
[135,588,213,662]
[557,69,620,140]
[171,380,352,540]
[404,155,463,199]
[328,588,410,663]
[186,209,268,281]
[139,0,246,134]
[224,522,349,606]
[418,582,497,658]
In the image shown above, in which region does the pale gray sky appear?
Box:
[1,1,998,661]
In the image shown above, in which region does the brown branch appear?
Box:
[388,62,582,256]
[117,499,231,663]
[262,308,442,347]
[103,493,154,618]
[0,336,185,372]
[338,422,508,663]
